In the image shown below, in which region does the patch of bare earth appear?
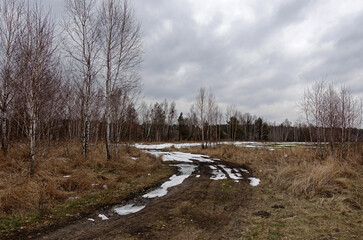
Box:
[34,160,254,240]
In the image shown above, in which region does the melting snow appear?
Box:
[162,153,193,163]
[143,164,196,198]
[248,177,260,186]
[114,204,146,216]
[162,152,214,163]
[63,175,71,178]
[135,141,321,150]
[88,218,95,222]
[220,165,243,180]
[210,166,227,180]
[98,214,109,220]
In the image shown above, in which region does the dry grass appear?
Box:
[180,143,363,239]
[181,144,363,209]
[0,141,172,235]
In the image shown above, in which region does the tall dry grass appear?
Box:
[0,142,162,215]
[181,144,363,209]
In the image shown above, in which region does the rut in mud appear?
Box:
[23,149,260,240]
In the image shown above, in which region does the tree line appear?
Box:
[1,1,362,174]
[0,0,141,173]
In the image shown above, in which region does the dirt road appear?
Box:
[23,151,258,239]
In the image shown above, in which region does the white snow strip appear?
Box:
[161,152,215,163]
[220,165,243,180]
[98,214,109,220]
[241,169,249,173]
[248,177,260,187]
[196,175,200,178]
[135,143,174,149]
[173,143,203,148]
[143,164,196,198]
[130,157,138,160]
[135,142,323,150]
[63,175,71,178]
[162,153,193,163]
[88,218,95,222]
[210,166,227,180]
[114,204,146,216]
[145,150,169,158]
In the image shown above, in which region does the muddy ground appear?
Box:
[14,161,255,240]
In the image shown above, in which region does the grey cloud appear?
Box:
[47,0,363,123]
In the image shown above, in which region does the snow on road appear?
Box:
[98,214,109,221]
[143,164,197,198]
[114,204,146,216]
[210,166,227,180]
[106,143,262,219]
[134,141,318,150]
[248,178,261,187]
[145,150,254,184]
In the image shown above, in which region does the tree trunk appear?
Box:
[29,110,36,175]
[1,116,8,156]
[83,117,90,159]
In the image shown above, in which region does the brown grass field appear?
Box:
[0,142,174,237]
[0,142,362,239]
[180,144,363,239]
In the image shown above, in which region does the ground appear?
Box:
[2,143,362,239]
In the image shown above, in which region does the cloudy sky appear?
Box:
[48,0,363,123]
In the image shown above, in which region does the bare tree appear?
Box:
[302,79,363,155]
[16,3,59,173]
[206,91,217,146]
[302,79,325,144]
[64,0,100,159]
[166,101,176,141]
[0,0,23,155]
[140,101,152,141]
[98,0,141,159]
[195,87,206,148]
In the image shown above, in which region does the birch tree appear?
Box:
[64,0,99,159]
[196,87,206,148]
[17,3,59,174]
[0,0,23,155]
[206,91,217,146]
[99,0,141,159]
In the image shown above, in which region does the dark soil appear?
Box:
[11,160,254,240]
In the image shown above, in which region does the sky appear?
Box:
[47,0,363,124]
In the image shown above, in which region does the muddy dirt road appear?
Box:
[26,150,259,239]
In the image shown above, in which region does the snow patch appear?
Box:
[161,152,215,163]
[210,166,227,180]
[135,142,322,150]
[98,214,109,220]
[88,218,95,222]
[143,164,196,198]
[114,204,146,216]
[63,175,71,178]
[248,177,260,186]
[220,165,243,180]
